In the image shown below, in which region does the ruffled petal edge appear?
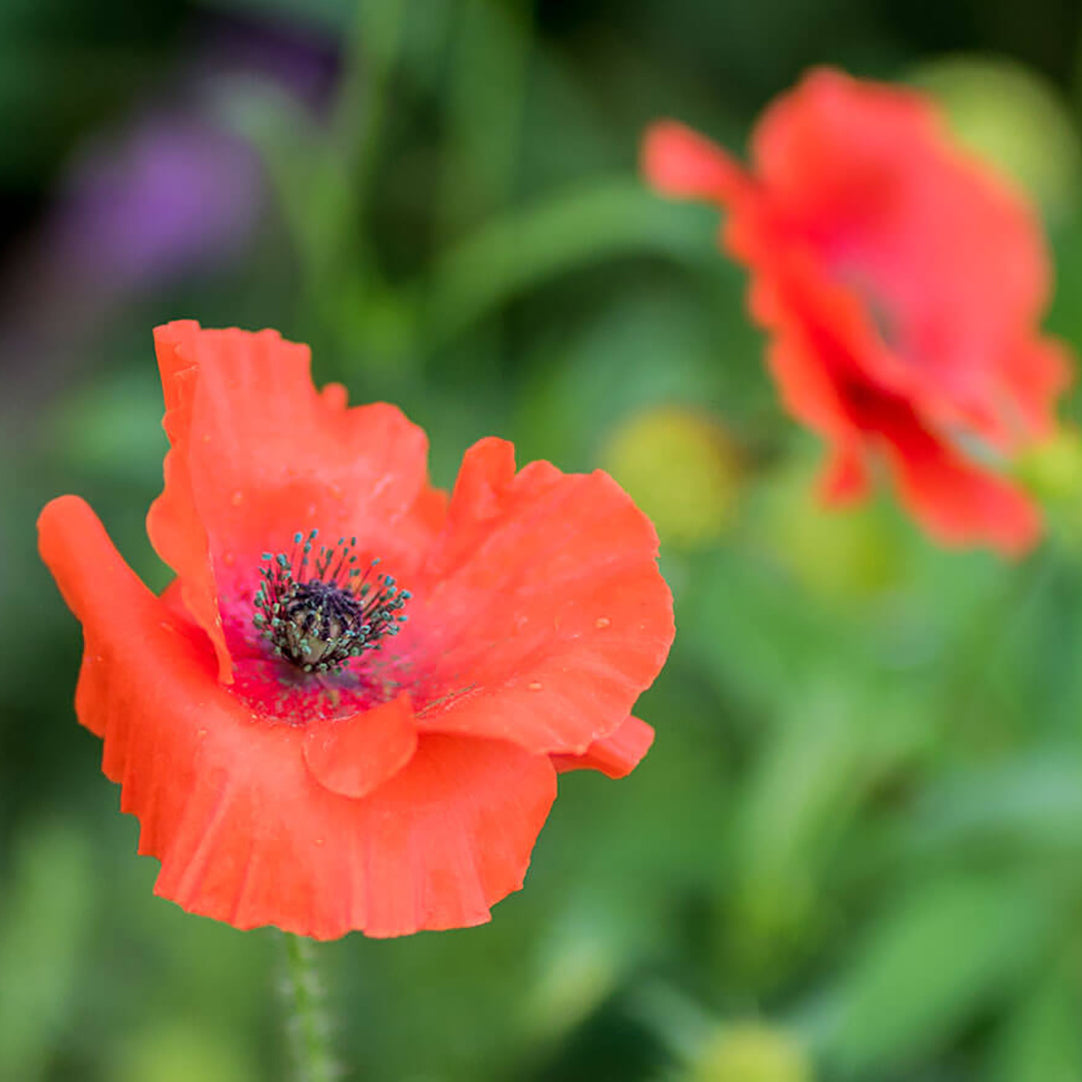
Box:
[415,437,674,759]
[551,716,655,779]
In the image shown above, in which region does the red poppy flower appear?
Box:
[643,67,1072,555]
[38,321,673,939]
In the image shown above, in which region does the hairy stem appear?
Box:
[281,933,337,1082]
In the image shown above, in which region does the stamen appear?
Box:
[252,530,410,675]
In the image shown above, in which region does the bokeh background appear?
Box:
[5,1,1082,1079]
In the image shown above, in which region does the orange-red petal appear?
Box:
[146,321,443,681]
[303,694,417,800]
[39,496,558,939]
[552,715,655,779]
[413,438,674,757]
[147,328,229,680]
[760,234,1040,555]
[875,407,1041,556]
[641,121,753,204]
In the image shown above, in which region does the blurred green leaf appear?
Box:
[0,822,95,1081]
[435,0,532,237]
[989,960,1082,1082]
[47,367,166,482]
[110,1020,255,1082]
[515,288,740,467]
[821,874,1054,1076]
[220,81,356,296]
[421,180,714,344]
[898,750,1082,857]
[727,690,870,973]
[678,543,860,716]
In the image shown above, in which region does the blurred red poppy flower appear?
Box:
[643,67,1072,555]
[38,321,673,939]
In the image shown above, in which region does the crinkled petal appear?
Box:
[552,716,655,779]
[412,438,674,757]
[146,321,444,681]
[39,495,557,939]
[146,335,229,679]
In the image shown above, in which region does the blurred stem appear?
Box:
[276,0,410,361]
[436,0,531,239]
[282,934,336,1082]
[433,0,532,378]
[345,0,409,287]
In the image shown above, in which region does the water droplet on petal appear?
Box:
[595,616,611,629]
[528,681,543,691]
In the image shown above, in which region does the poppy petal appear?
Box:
[303,694,418,800]
[414,438,674,756]
[152,732,557,940]
[552,715,655,779]
[998,336,1073,443]
[642,121,752,203]
[147,321,442,680]
[877,414,1041,556]
[39,496,559,939]
[147,326,229,680]
[818,445,869,506]
[751,67,1065,446]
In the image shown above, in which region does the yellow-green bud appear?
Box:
[601,405,742,548]
[688,1022,812,1082]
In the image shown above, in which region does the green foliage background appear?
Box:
[4,1,1082,1079]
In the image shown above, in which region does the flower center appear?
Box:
[252,530,410,674]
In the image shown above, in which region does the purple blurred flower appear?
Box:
[0,10,340,401]
[52,113,262,291]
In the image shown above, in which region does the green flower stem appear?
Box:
[337,0,408,285]
[281,934,336,1082]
